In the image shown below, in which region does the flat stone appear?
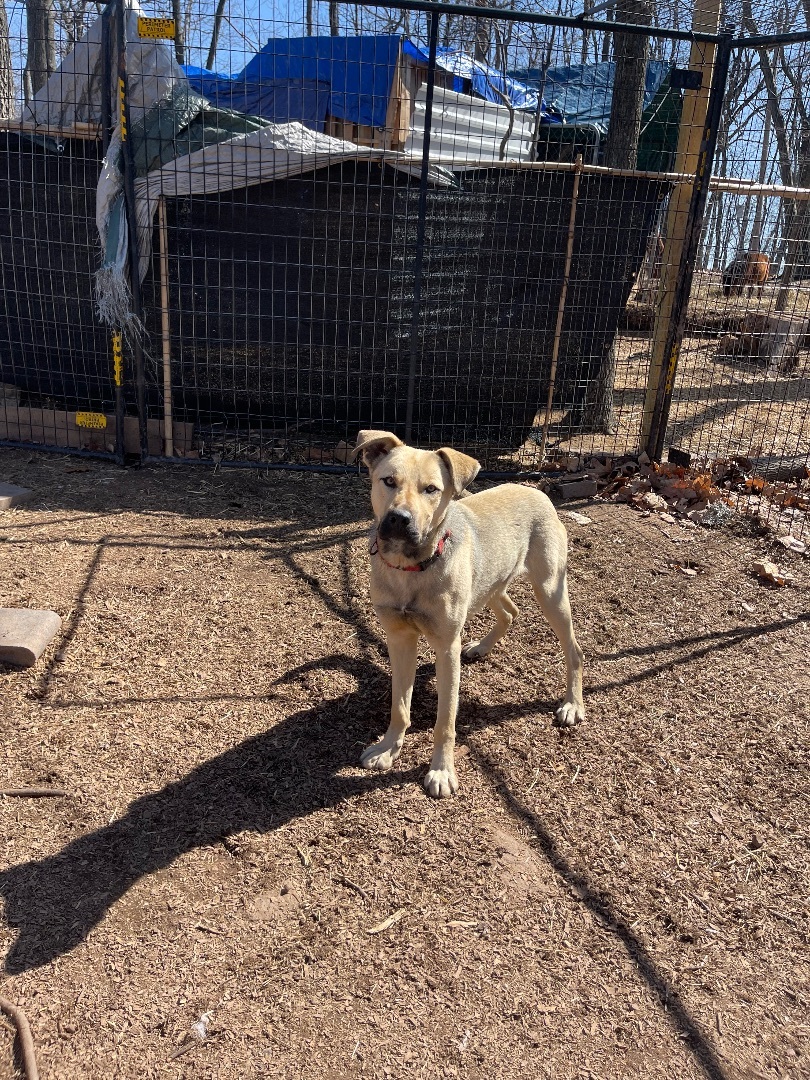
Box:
[0,609,61,667]
[0,483,33,511]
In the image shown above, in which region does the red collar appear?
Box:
[370,530,452,572]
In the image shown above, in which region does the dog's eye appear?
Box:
[424,485,439,495]
[381,476,396,489]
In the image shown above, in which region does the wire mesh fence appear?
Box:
[1,0,809,533]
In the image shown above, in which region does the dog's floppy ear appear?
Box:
[352,430,403,469]
[436,447,481,495]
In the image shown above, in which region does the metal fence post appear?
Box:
[645,32,734,462]
[404,9,440,443]
[116,0,150,460]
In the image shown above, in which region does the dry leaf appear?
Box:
[709,808,724,827]
[366,908,405,935]
[753,560,789,586]
[678,566,698,577]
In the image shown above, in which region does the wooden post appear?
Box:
[640,0,724,450]
[157,194,174,458]
[539,155,583,462]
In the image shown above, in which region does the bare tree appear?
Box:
[0,0,14,117]
[171,0,185,65]
[206,0,228,69]
[24,0,56,99]
[775,118,810,307]
[603,0,651,170]
[582,0,651,432]
[742,0,810,307]
[748,104,772,252]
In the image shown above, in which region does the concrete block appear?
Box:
[0,483,33,511]
[0,608,61,667]
[552,476,598,501]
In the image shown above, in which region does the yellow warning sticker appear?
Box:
[137,16,176,39]
[76,412,108,430]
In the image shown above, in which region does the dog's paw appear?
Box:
[554,700,585,728]
[461,640,489,663]
[423,766,459,799]
[360,738,402,772]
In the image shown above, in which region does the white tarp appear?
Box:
[405,84,537,164]
[23,1,184,130]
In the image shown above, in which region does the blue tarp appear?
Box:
[184,34,551,132]
[182,67,330,131]
[186,37,401,129]
[510,60,671,132]
[241,35,402,129]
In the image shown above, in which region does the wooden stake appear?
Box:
[539,155,583,462]
[0,788,67,797]
[157,194,174,458]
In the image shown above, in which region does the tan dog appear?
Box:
[354,430,585,798]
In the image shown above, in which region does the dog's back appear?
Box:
[446,484,568,604]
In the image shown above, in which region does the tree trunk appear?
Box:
[329,1,339,36]
[601,7,612,64]
[603,0,651,170]
[171,0,185,65]
[582,0,650,432]
[474,21,489,63]
[776,121,810,311]
[24,0,56,98]
[306,0,313,36]
[206,0,227,69]
[580,1,591,65]
[749,104,772,253]
[0,0,14,118]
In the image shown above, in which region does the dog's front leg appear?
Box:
[360,624,418,773]
[424,637,462,798]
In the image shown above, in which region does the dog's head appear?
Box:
[353,430,480,557]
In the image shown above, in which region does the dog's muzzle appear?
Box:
[378,508,420,545]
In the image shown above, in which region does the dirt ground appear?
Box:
[1,449,809,1080]
[538,329,810,466]
[533,276,810,465]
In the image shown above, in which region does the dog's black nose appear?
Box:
[380,508,413,537]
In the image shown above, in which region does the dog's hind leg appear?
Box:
[527,559,585,728]
[361,624,418,772]
[461,592,519,661]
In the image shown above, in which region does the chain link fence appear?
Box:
[0,0,808,522]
